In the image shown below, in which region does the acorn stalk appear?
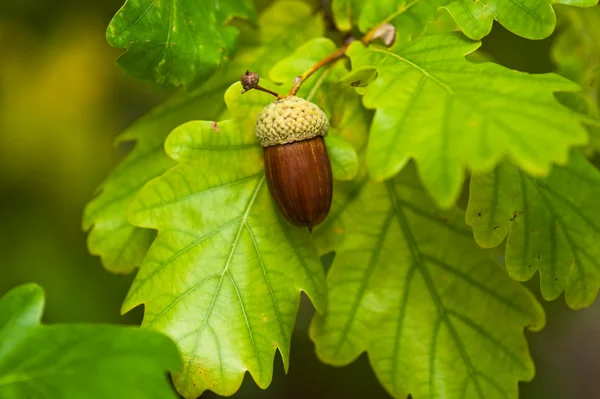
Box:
[255,95,333,230]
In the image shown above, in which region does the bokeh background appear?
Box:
[0,1,599,398]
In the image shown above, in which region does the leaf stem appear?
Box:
[306,65,333,102]
[286,21,396,97]
[287,46,349,96]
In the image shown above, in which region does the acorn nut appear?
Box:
[256,96,333,230]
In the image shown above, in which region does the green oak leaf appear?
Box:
[552,5,600,154]
[466,152,600,309]
[344,33,586,208]
[332,0,598,41]
[310,165,545,399]
[84,0,325,273]
[82,87,223,274]
[333,0,452,42]
[444,0,598,40]
[107,0,256,87]
[0,284,180,399]
[122,83,326,398]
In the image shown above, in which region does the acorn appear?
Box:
[255,96,333,231]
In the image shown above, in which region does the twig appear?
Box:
[252,86,285,99]
[240,70,285,99]
[287,21,398,97]
[305,65,333,102]
[287,46,349,96]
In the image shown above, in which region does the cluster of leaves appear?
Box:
[79,1,600,398]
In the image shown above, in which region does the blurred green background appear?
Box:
[0,1,598,398]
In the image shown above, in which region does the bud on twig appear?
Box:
[371,23,397,47]
[240,71,284,99]
[241,70,260,93]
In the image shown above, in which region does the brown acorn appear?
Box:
[256,96,333,230]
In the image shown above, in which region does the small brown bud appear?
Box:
[372,23,396,47]
[241,70,260,93]
[256,96,332,229]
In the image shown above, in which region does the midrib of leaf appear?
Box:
[201,175,265,375]
[142,0,175,77]
[332,210,395,358]
[371,48,454,93]
[245,222,287,350]
[386,180,487,398]
[324,177,528,397]
[156,175,267,380]
[370,46,549,160]
[529,175,589,292]
[129,218,241,304]
[423,255,533,318]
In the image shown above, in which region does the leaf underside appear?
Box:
[311,165,545,399]
[467,152,600,309]
[122,85,326,398]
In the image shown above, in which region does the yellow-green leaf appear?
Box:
[345,33,586,208]
[122,84,326,398]
[467,151,600,309]
[311,165,545,399]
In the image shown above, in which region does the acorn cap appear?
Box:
[255,96,328,147]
